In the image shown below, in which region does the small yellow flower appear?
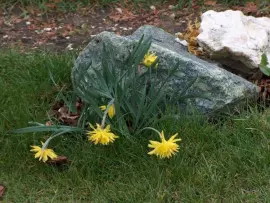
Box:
[143,52,158,67]
[30,144,58,162]
[148,131,181,159]
[100,104,115,119]
[87,123,119,145]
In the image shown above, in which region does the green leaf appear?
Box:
[259,66,270,76]
[10,125,82,134]
[260,53,268,67]
[259,54,270,76]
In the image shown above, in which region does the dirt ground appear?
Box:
[0,2,269,52]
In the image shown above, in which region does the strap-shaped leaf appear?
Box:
[10,125,82,134]
[259,53,270,76]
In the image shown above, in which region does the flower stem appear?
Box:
[42,130,69,150]
[101,98,115,128]
[141,127,161,138]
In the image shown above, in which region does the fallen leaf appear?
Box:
[14,18,24,24]
[0,184,6,199]
[178,18,203,56]
[47,156,69,166]
[57,106,79,126]
[109,9,137,22]
[245,2,258,13]
[204,0,216,6]
[232,2,258,14]
[45,121,54,126]
[61,115,79,126]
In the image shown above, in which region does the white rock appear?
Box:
[115,7,122,14]
[170,13,176,20]
[150,5,156,10]
[66,43,73,50]
[35,30,44,34]
[44,27,52,32]
[168,5,175,10]
[197,10,270,76]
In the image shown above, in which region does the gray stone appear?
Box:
[127,25,187,54]
[72,26,259,114]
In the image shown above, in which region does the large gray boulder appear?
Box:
[72,25,259,114]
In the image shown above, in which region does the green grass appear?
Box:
[0,50,269,202]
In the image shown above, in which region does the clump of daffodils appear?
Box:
[143,52,158,67]
[21,38,185,164]
[30,143,58,162]
[146,128,181,159]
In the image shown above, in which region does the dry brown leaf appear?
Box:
[178,18,203,56]
[232,2,258,14]
[45,121,54,126]
[204,0,217,6]
[245,2,258,13]
[0,184,6,199]
[47,156,69,166]
[57,106,79,126]
[109,9,137,22]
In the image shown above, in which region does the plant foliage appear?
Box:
[259,53,270,76]
[73,36,178,136]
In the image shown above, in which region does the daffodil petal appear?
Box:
[99,105,106,111]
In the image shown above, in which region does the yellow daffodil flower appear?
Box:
[143,52,158,67]
[30,144,58,162]
[87,123,118,145]
[148,131,181,159]
[100,104,115,119]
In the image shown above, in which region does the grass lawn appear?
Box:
[0,50,269,202]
